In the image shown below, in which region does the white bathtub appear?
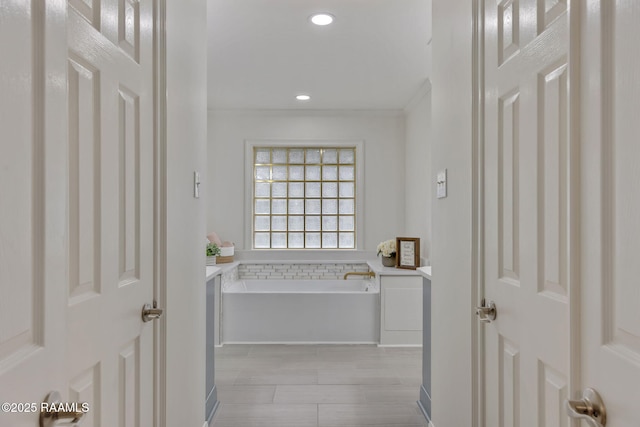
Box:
[221,279,380,343]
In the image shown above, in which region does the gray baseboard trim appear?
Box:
[417,400,430,422]
[417,384,432,422]
[206,398,220,426]
[205,384,220,425]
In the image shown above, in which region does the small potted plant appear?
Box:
[377,239,397,267]
[206,242,221,266]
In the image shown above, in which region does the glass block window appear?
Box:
[253,147,356,249]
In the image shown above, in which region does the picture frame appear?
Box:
[396,237,420,270]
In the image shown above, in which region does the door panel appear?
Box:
[581,1,640,424]
[0,4,46,366]
[67,0,155,425]
[0,2,67,425]
[0,1,156,425]
[483,1,571,426]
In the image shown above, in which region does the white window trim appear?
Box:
[244,139,365,250]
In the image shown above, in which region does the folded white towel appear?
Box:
[207,232,222,246]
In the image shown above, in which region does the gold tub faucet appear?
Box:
[343,271,376,280]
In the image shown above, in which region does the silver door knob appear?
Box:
[476,299,497,322]
[142,302,164,322]
[566,388,607,427]
[40,391,85,427]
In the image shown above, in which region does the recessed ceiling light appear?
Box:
[310,13,335,26]
[296,94,311,101]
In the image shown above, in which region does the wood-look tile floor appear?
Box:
[211,344,428,427]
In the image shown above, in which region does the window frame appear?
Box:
[244,140,365,250]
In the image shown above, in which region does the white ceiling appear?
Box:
[207,0,432,111]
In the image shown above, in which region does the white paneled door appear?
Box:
[483,1,572,426]
[0,1,157,426]
[580,1,640,425]
[482,1,640,426]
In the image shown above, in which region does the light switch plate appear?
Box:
[436,169,447,199]
[194,171,201,198]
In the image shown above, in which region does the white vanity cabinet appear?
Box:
[379,274,423,346]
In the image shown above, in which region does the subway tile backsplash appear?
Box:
[237,263,370,280]
[221,266,239,287]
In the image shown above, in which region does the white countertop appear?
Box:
[367,260,424,276]
[417,266,432,280]
[205,266,222,282]
[205,261,239,282]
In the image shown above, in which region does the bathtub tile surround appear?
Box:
[211,344,428,427]
[220,263,239,288]
[219,262,371,290]
[237,263,370,280]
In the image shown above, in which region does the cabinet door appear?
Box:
[380,276,422,345]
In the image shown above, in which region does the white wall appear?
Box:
[404,82,432,261]
[431,0,476,426]
[207,110,406,253]
[164,0,208,426]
